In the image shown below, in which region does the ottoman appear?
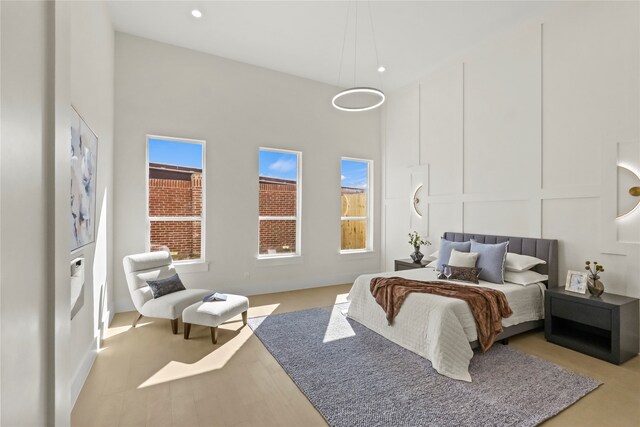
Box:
[182,294,249,344]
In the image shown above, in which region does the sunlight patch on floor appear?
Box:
[323,305,355,343]
[103,321,153,339]
[137,323,252,388]
[248,303,280,317]
[335,292,350,304]
[136,302,280,389]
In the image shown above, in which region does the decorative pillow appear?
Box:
[504,270,549,286]
[505,253,547,272]
[437,265,483,284]
[426,260,439,269]
[146,273,186,299]
[426,250,439,261]
[448,249,479,268]
[470,239,509,284]
[437,239,472,271]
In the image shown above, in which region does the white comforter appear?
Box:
[347,268,545,382]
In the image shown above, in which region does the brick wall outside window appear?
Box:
[259,219,297,255]
[259,181,296,216]
[259,178,297,254]
[149,171,202,260]
[148,168,366,258]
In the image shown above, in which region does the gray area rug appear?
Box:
[248,304,600,427]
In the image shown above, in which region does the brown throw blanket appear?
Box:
[370,277,513,352]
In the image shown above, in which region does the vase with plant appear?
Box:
[408,231,431,263]
[585,260,605,297]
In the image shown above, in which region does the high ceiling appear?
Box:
[108,1,558,91]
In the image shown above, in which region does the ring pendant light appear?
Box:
[332,87,385,112]
[332,1,385,112]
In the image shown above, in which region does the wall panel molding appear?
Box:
[463,22,541,195]
[383,2,639,303]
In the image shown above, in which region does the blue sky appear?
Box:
[149,143,367,187]
[148,138,202,168]
[341,159,368,188]
[259,150,298,181]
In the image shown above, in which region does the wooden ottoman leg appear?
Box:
[242,311,248,326]
[171,318,179,335]
[183,323,191,340]
[211,327,218,344]
[132,313,143,328]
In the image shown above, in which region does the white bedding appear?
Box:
[346,268,545,382]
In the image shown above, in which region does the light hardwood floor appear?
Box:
[72,284,640,427]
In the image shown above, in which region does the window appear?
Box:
[258,148,301,257]
[146,136,205,262]
[341,158,372,252]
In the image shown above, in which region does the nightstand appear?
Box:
[545,288,639,364]
[394,258,430,271]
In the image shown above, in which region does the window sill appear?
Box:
[339,250,376,259]
[174,260,210,273]
[255,254,303,267]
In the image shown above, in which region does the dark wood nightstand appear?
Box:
[394,258,431,271]
[545,288,639,364]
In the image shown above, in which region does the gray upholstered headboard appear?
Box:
[442,232,559,288]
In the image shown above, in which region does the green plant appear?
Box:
[408,231,431,249]
[585,260,605,280]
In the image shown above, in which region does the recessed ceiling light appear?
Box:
[377,66,386,73]
[191,9,202,18]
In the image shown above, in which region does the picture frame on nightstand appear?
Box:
[565,270,588,294]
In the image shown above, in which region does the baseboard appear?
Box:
[230,272,361,297]
[71,337,98,409]
[114,272,367,313]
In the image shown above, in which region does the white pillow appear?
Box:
[448,249,479,268]
[426,259,439,270]
[504,270,549,286]
[505,253,546,272]
[426,250,439,261]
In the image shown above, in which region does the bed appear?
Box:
[347,232,558,381]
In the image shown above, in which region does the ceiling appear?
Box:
[108,1,558,91]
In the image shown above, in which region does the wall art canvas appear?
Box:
[70,107,98,251]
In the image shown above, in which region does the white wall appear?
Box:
[382,2,640,302]
[113,34,381,312]
[54,3,72,423]
[1,1,115,421]
[1,1,53,424]
[67,1,115,408]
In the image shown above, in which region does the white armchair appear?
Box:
[122,251,211,334]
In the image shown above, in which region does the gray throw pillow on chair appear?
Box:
[146,273,186,298]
